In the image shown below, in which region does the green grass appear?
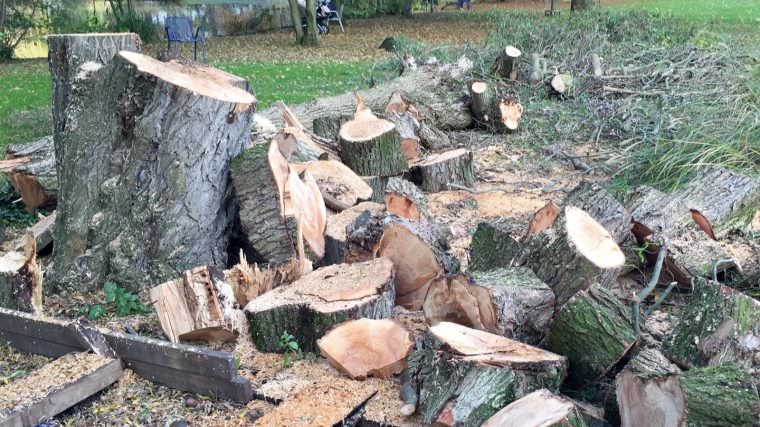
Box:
[0,60,52,150]
[612,0,760,24]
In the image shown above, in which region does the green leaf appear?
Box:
[79,305,90,314]
[87,304,105,320]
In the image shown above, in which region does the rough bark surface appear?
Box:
[340,126,408,177]
[245,258,396,353]
[541,284,637,387]
[471,268,555,345]
[320,201,384,267]
[50,52,255,291]
[408,149,476,193]
[678,364,759,426]
[468,221,520,272]
[3,135,57,211]
[363,176,390,203]
[312,114,352,142]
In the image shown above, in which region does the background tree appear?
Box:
[571,0,595,11]
[287,0,304,44]
[303,0,319,46]
[0,0,44,60]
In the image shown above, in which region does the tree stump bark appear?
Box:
[245,258,396,352]
[339,114,408,177]
[384,177,429,221]
[494,46,522,81]
[541,284,637,388]
[363,176,390,203]
[482,389,588,427]
[2,136,57,211]
[408,149,476,193]
[468,221,520,272]
[663,278,760,369]
[0,236,42,313]
[320,201,384,267]
[50,51,256,291]
[407,322,567,427]
[677,364,760,426]
[528,53,546,85]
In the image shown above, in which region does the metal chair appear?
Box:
[327,1,344,33]
[165,16,206,63]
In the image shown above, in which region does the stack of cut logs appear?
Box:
[2,34,759,427]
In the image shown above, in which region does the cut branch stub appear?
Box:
[317,318,413,380]
[384,177,429,220]
[482,389,587,427]
[339,106,408,177]
[408,148,476,193]
[245,258,396,352]
[495,46,522,81]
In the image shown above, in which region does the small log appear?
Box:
[0,235,42,313]
[360,379,422,426]
[363,175,390,203]
[385,111,421,164]
[468,221,520,272]
[384,177,429,220]
[317,318,413,380]
[469,81,523,131]
[408,322,567,427]
[541,284,637,388]
[471,268,555,345]
[528,53,545,85]
[469,81,496,123]
[339,103,408,177]
[663,278,760,368]
[423,274,499,333]
[550,74,574,95]
[408,148,476,193]
[3,135,57,211]
[293,160,373,210]
[494,46,522,81]
[321,202,385,267]
[245,258,396,352]
[482,389,588,427]
[590,53,603,77]
[149,266,242,343]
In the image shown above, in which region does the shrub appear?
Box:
[0,0,46,61]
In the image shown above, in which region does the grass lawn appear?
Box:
[0,60,51,149]
[611,0,760,24]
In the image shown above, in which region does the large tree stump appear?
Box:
[408,149,476,193]
[468,221,520,272]
[50,51,256,291]
[482,389,588,427]
[663,278,760,368]
[541,284,637,387]
[2,136,57,211]
[339,111,408,177]
[384,177,429,221]
[407,322,567,427]
[245,258,396,352]
[0,236,42,313]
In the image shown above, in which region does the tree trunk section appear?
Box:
[385,112,421,164]
[541,284,637,388]
[245,258,396,352]
[407,322,567,427]
[313,114,351,142]
[303,0,320,46]
[494,46,521,81]
[418,121,451,150]
[287,0,304,43]
[339,126,407,177]
[50,51,255,292]
[384,177,429,221]
[3,135,57,211]
[408,149,475,193]
[482,389,588,427]
[0,237,42,313]
[678,364,759,426]
[468,221,520,272]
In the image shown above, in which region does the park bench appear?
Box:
[165,16,206,63]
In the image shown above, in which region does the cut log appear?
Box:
[293,160,373,211]
[385,111,421,164]
[384,177,429,220]
[149,265,243,343]
[423,274,499,333]
[317,318,413,380]
[564,181,633,245]
[0,235,42,313]
[482,389,588,427]
[408,148,476,193]
[50,51,256,291]
[469,81,523,131]
[245,258,396,352]
[468,221,520,272]
[528,53,546,85]
[339,107,408,177]
[494,46,522,81]
[3,135,57,211]
[418,121,451,150]
[541,284,637,387]
[469,81,495,123]
[360,379,422,426]
[676,364,760,426]
[663,278,760,368]
[363,176,390,203]
[550,74,574,95]
[231,143,298,266]
[6,210,55,253]
[320,202,385,267]
[407,322,567,427]
[470,267,555,345]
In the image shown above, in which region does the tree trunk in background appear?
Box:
[402,0,413,15]
[287,0,304,44]
[49,51,255,292]
[303,0,320,46]
[571,0,595,11]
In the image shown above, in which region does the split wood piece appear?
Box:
[224,252,301,307]
[50,50,256,291]
[522,206,626,305]
[360,379,422,427]
[525,201,560,238]
[0,353,122,427]
[231,143,298,266]
[590,53,603,77]
[469,81,524,131]
[408,149,476,193]
[0,235,42,313]
[149,266,241,343]
[253,375,377,427]
[320,202,385,267]
[470,268,555,345]
[550,74,574,95]
[312,114,353,142]
[662,278,760,369]
[272,128,324,164]
[48,33,141,181]
[7,211,56,254]
[494,46,522,81]
[384,177,429,220]
[528,53,546,85]
[407,322,567,427]
[617,350,759,427]
[292,160,373,211]
[385,92,420,118]
[317,318,413,380]
[277,101,338,159]
[468,221,520,272]
[541,284,637,388]
[363,176,390,203]
[423,274,498,333]
[245,258,396,353]
[385,111,421,164]
[0,307,253,403]
[482,389,588,427]
[339,106,408,177]
[2,135,57,212]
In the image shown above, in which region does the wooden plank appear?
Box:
[125,360,252,403]
[0,308,80,346]
[0,329,81,358]
[0,359,123,427]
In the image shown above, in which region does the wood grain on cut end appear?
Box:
[565,206,625,269]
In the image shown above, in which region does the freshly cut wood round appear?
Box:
[499,99,523,131]
[339,113,408,177]
[495,46,522,81]
[409,149,476,193]
[550,74,573,95]
[565,206,625,269]
[482,389,585,427]
[318,318,413,380]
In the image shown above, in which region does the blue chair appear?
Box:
[327,1,344,33]
[165,16,206,63]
